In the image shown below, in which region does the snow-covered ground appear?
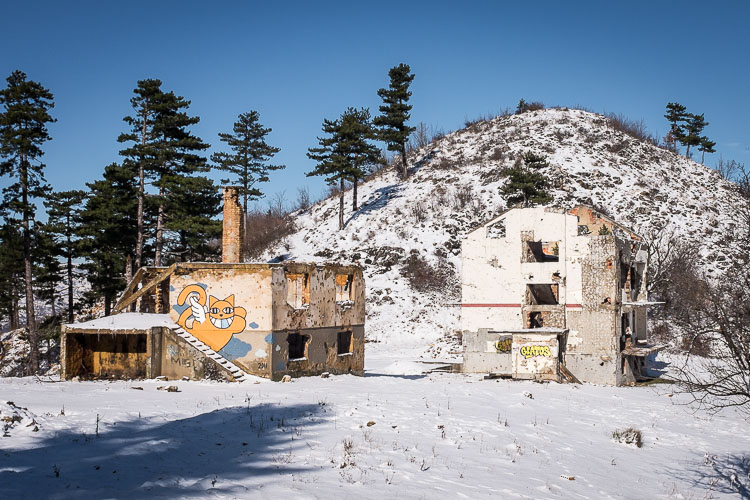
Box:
[1,348,748,499]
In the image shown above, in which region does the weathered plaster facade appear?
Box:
[461,206,654,385]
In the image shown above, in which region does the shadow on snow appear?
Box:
[0,402,328,499]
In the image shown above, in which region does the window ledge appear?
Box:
[288,357,307,362]
[337,352,353,357]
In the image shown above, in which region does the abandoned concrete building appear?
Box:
[461,205,661,385]
[61,187,365,381]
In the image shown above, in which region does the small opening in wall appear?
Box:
[337,331,353,355]
[286,273,310,309]
[528,311,544,329]
[526,284,559,305]
[524,241,559,263]
[287,332,309,360]
[336,274,354,302]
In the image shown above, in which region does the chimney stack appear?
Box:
[222,187,243,263]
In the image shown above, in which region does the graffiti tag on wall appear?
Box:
[519,345,552,359]
[174,284,247,352]
[494,337,512,353]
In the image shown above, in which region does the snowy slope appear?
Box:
[265,108,744,354]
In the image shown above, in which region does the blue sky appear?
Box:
[2,1,748,208]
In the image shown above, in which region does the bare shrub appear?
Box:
[605,112,658,146]
[714,157,740,181]
[452,185,474,210]
[516,99,545,114]
[489,148,505,162]
[295,186,311,211]
[409,201,427,223]
[612,428,643,448]
[243,208,296,260]
[401,251,455,293]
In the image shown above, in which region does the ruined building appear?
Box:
[461,206,661,385]
[61,187,365,381]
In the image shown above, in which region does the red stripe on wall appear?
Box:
[461,304,521,308]
[460,303,584,308]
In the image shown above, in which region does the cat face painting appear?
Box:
[175,284,247,352]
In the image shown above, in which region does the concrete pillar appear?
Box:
[222,187,243,263]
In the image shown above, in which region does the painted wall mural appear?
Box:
[519,345,552,359]
[174,284,247,352]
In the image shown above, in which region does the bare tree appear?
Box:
[667,163,750,415]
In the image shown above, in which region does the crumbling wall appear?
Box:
[565,235,619,385]
[269,263,365,379]
[462,328,512,374]
[159,328,235,381]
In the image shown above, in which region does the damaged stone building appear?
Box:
[461,206,661,385]
[61,187,365,381]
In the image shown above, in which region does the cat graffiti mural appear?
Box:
[175,284,247,351]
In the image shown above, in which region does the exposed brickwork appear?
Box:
[222,187,243,263]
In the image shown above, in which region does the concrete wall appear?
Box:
[461,206,646,385]
[168,262,366,380]
[169,264,274,378]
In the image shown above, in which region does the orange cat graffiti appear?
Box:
[176,284,247,352]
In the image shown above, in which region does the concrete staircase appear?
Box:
[171,326,250,382]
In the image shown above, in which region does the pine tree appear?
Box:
[0,70,55,373]
[211,111,285,216]
[373,63,416,179]
[165,174,222,262]
[500,152,552,207]
[118,79,164,273]
[32,223,63,319]
[149,89,211,267]
[307,117,348,230]
[664,102,687,153]
[338,108,382,211]
[698,136,716,165]
[682,113,708,160]
[0,222,24,330]
[77,163,138,316]
[44,190,85,323]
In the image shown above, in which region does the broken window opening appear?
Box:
[524,241,560,263]
[526,284,559,305]
[337,331,353,355]
[335,274,354,302]
[287,332,310,360]
[528,312,544,329]
[286,273,310,309]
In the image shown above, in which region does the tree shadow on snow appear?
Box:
[662,452,750,498]
[345,184,400,227]
[0,402,327,499]
[364,372,426,380]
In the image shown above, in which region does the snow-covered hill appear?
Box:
[268,108,743,354]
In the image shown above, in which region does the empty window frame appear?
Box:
[337,330,353,355]
[287,332,309,360]
[523,241,560,263]
[286,273,310,309]
[528,311,544,329]
[526,284,559,305]
[336,274,354,302]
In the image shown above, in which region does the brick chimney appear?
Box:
[222,187,243,263]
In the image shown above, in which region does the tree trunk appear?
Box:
[701,150,705,165]
[9,287,18,330]
[50,287,56,317]
[104,294,111,317]
[154,186,165,267]
[400,144,408,178]
[66,226,74,323]
[685,144,691,159]
[339,178,345,230]
[352,178,358,212]
[20,157,39,373]
[135,108,148,271]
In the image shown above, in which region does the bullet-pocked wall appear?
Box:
[168,263,365,380]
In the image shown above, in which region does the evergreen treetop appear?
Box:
[373,63,416,178]
[211,110,285,215]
